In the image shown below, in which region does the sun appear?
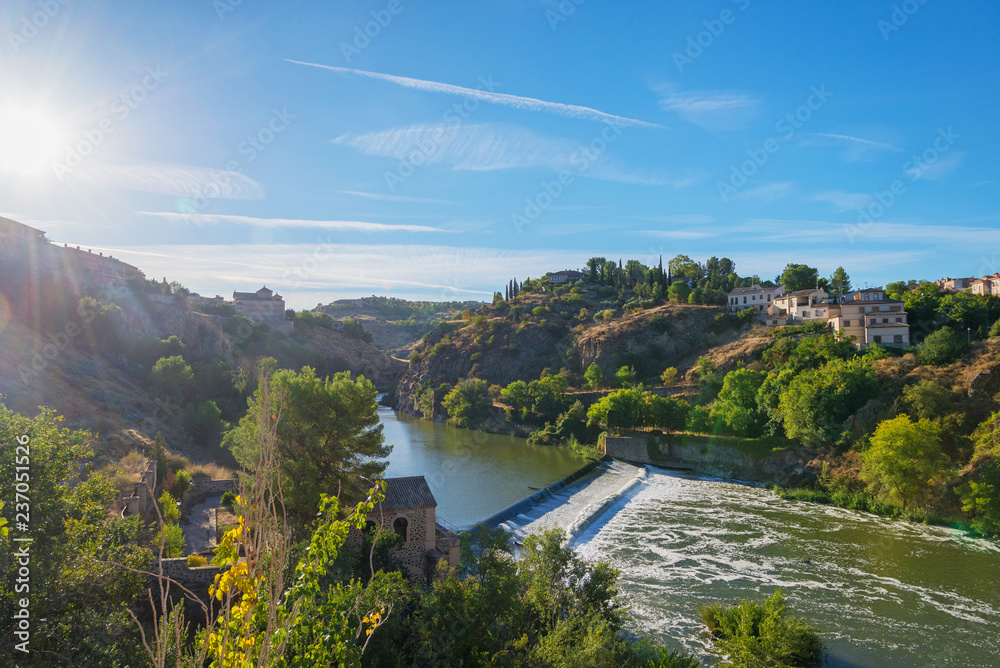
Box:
[0,107,63,176]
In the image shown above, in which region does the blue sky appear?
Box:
[1,0,997,308]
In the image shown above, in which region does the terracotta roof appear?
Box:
[380,476,437,510]
[729,285,781,295]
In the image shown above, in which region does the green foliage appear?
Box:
[828,266,852,300]
[699,590,823,667]
[686,405,716,433]
[902,380,953,420]
[188,553,209,567]
[182,399,226,443]
[341,316,375,343]
[532,306,550,317]
[778,358,879,445]
[615,365,637,388]
[861,415,948,510]
[150,355,194,400]
[668,281,691,303]
[660,367,679,385]
[151,430,168,481]
[221,489,237,508]
[171,469,191,496]
[711,368,766,437]
[595,308,616,321]
[442,379,493,428]
[154,523,186,557]
[158,490,181,524]
[778,263,820,293]
[500,376,571,425]
[958,411,1000,536]
[694,356,716,384]
[588,388,689,432]
[585,363,604,389]
[223,367,390,516]
[918,326,964,365]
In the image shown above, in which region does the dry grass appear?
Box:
[187,462,232,481]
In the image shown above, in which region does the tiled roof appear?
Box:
[729,285,781,295]
[781,289,827,297]
[380,476,437,510]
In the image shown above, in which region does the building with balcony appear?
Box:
[828,287,910,347]
[771,288,831,322]
[728,284,786,313]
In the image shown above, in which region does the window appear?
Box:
[870,319,876,325]
[882,318,888,324]
[873,335,882,344]
[896,317,902,323]
[767,295,771,301]
[393,516,408,542]
[743,296,747,304]
[894,335,904,344]
[844,320,851,327]
[752,295,756,300]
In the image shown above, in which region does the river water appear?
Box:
[379,404,584,527]
[378,405,1000,666]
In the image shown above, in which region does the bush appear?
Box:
[532,306,550,318]
[469,352,482,363]
[660,367,678,385]
[158,491,180,524]
[220,490,237,508]
[595,309,615,322]
[585,363,603,389]
[917,326,964,365]
[171,469,191,496]
[153,523,186,558]
[699,590,823,667]
[614,365,636,388]
[187,553,208,567]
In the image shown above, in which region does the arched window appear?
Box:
[363,520,377,535]
[393,516,408,542]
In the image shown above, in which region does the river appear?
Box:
[378,405,1000,667]
[379,404,584,527]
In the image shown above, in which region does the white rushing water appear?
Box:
[554,466,1000,667]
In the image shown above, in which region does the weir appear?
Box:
[481,458,648,545]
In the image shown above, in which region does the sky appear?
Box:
[0,0,997,309]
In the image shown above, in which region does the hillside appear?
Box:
[0,247,404,466]
[394,281,763,416]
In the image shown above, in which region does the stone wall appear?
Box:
[182,478,238,514]
[155,557,227,587]
[604,434,809,485]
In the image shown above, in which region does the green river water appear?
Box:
[379,405,1000,666]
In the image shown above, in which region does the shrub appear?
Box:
[660,367,678,385]
[647,314,670,332]
[409,351,422,365]
[171,469,191,496]
[469,352,483,363]
[158,491,180,524]
[220,490,237,508]
[614,365,636,388]
[699,590,823,667]
[153,523,186,558]
[187,553,208,567]
[917,326,964,365]
[595,309,615,322]
[584,364,603,389]
[532,306,550,317]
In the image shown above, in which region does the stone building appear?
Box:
[350,476,460,582]
[728,284,786,313]
[232,286,286,321]
[828,287,910,348]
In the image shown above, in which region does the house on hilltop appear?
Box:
[828,287,910,347]
[548,269,584,284]
[727,284,786,313]
[233,286,286,322]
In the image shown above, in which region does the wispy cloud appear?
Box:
[64,161,265,199]
[137,211,451,233]
[331,189,455,205]
[905,152,966,181]
[655,85,764,131]
[814,190,874,211]
[334,123,692,186]
[287,59,660,128]
[801,133,903,161]
[738,182,794,201]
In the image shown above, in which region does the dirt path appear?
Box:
[183,494,223,555]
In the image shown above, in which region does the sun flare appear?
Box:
[0,107,62,175]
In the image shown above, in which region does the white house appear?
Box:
[728,284,786,313]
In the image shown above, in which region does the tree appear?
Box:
[614,365,637,388]
[778,358,879,445]
[668,281,691,303]
[660,367,678,386]
[150,355,195,400]
[829,266,851,301]
[861,415,948,509]
[642,394,690,431]
[585,363,604,389]
[587,388,645,432]
[959,411,1000,536]
[586,256,607,282]
[342,317,374,343]
[902,380,952,420]
[711,369,766,437]
[223,367,390,516]
[182,400,226,443]
[501,380,532,421]
[917,326,964,365]
[442,379,492,428]
[778,264,820,292]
